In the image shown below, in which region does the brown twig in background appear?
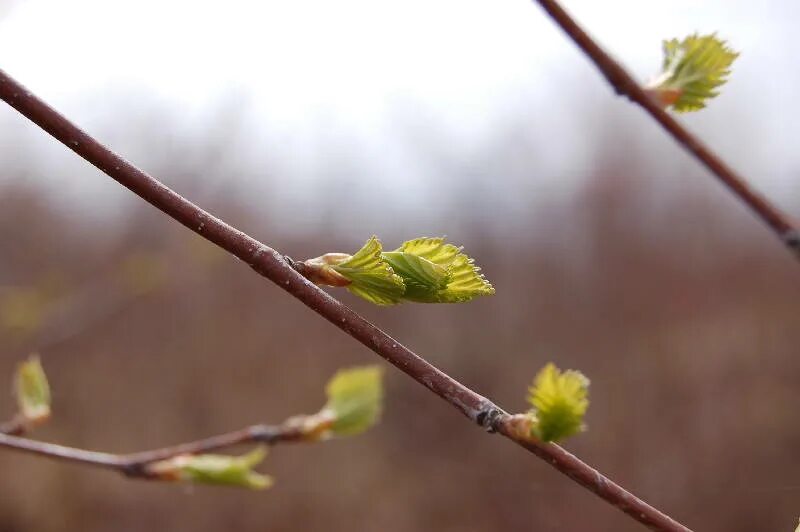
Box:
[0,69,689,531]
[0,421,303,479]
[531,0,800,260]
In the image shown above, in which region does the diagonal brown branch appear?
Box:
[531,0,800,260]
[0,69,690,531]
[0,421,303,479]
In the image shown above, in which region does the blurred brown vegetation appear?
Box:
[2,133,800,532]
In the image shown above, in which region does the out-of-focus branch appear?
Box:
[0,364,380,489]
[0,69,690,531]
[0,421,302,479]
[531,0,800,260]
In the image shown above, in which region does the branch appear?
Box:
[0,364,380,489]
[0,70,690,531]
[531,0,800,260]
[0,421,302,479]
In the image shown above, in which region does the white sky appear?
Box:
[0,0,786,110]
[0,0,798,230]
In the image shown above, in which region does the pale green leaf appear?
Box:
[15,355,51,425]
[395,237,462,266]
[323,366,383,437]
[331,236,405,305]
[380,251,449,301]
[385,237,494,303]
[434,251,495,303]
[650,33,739,112]
[527,363,589,443]
[151,446,273,490]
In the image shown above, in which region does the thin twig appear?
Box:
[0,421,303,479]
[0,69,690,531]
[531,0,800,259]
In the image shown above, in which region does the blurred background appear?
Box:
[1,0,800,530]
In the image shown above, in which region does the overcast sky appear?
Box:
[0,0,798,230]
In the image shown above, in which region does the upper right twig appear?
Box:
[532,0,800,259]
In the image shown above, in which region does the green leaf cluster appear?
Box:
[323,366,384,437]
[527,363,589,443]
[143,366,384,490]
[649,33,739,112]
[331,237,495,305]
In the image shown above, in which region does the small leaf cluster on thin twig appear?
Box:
[132,363,383,489]
[0,358,384,490]
[524,363,590,443]
[647,33,739,112]
[299,236,495,305]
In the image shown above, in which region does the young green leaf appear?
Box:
[331,236,406,306]
[380,250,449,301]
[147,446,273,490]
[434,250,496,303]
[647,33,739,112]
[14,354,51,426]
[321,366,383,437]
[384,237,495,303]
[527,363,589,443]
